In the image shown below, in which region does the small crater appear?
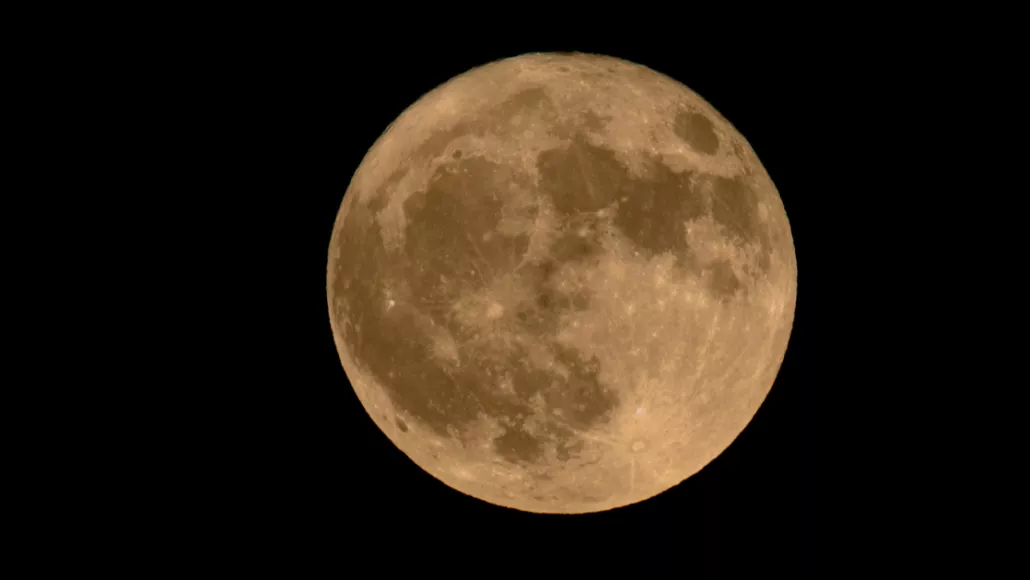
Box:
[452,149,463,159]
[396,418,409,432]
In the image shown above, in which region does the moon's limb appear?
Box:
[327,52,796,514]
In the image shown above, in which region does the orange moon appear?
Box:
[327,52,796,514]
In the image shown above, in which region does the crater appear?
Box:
[673,110,719,155]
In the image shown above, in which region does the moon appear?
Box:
[327,52,796,514]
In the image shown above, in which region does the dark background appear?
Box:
[166,26,893,576]
[23,8,1006,574]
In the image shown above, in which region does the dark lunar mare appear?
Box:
[334,152,617,465]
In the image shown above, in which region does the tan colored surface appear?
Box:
[327,52,796,513]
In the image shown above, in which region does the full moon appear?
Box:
[327,52,796,514]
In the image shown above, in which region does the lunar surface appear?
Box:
[327,52,796,514]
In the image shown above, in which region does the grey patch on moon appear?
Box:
[328,52,797,514]
[673,109,720,155]
[348,53,750,218]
